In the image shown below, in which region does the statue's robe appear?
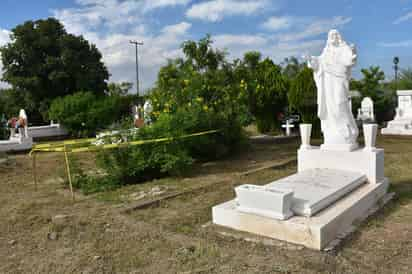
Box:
[313,43,359,145]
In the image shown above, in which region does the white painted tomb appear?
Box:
[357,97,375,122]
[382,90,412,135]
[212,30,390,250]
[265,169,366,217]
[0,109,33,152]
[28,121,68,139]
[235,185,293,220]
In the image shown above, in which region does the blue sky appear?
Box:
[0,0,412,91]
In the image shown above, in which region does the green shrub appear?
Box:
[68,36,247,193]
[69,100,244,194]
[48,91,132,137]
[288,67,320,134]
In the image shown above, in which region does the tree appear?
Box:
[149,36,247,157]
[107,82,133,96]
[181,34,226,72]
[0,18,109,122]
[233,52,288,132]
[288,66,318,127]
[359,66,385,98]
[398,68,412,90]
[250,59,288,132]
[281,57,306,79]
[355,66,394,123]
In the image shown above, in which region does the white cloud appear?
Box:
[0,29,11,89]
[52,1,194,93]
[214,34,268,48]
[186,0,269,22]
[0,29,9,45]
[143,0,192,12]
[52,0,191,35]
[211,33,323,63]
[378,40,412,47]
[261,16,293,31]
[279,16,352,42]
[394,11,412,24]
[161,22,191,35]
[74,21,192,92]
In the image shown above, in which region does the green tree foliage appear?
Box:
[250,59,288,132]
[0,18,109,122]
[281,57,306,79]
[0,88,36,120]
[107,82,133,96]
[48,92,131,137]
[397,68,412,90]
[233,52,288,132]
[359,66,385,98]
[352,66,394,123]
[288,67,318,125]
[149,35,247,156]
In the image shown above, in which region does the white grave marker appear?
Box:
[382,90,412,135]
[357,97,374,121]
[281,119,295,136]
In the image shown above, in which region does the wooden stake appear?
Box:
[64,146,75,202]
[32,152,37,191]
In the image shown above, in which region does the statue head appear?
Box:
[327,29,343,47]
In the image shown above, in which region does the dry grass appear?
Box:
[0,136,412,273]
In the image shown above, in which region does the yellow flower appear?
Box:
[196,97,203,103]
[203,105,208,111]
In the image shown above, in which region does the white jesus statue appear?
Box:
[308,29,359,151]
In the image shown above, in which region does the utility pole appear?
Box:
[393,56,399,91]
[130,40,144,96]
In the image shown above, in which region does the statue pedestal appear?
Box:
[212,147,389,250]
[298,147,384,184]
[212,122,390,250]
[320,143,358,152]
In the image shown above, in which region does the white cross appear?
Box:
[282,120,295,136]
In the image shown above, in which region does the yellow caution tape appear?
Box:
[30,130,219,155]
[33,137,97,149]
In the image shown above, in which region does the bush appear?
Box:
[288,67,320,134]
[48,92,133,137]
[71,104,240,194]
[234,53,288,133]
[68,36,247,193]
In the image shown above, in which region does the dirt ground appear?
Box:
[0,136,412,274]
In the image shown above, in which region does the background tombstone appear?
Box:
[382,90,412,135]
[357,97,375,122]
[143,100,153,125]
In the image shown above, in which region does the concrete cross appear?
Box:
[282,120,295,136]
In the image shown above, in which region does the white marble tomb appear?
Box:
[382,90,412,135]
[0,109,33,152]
[212,30,390,250]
